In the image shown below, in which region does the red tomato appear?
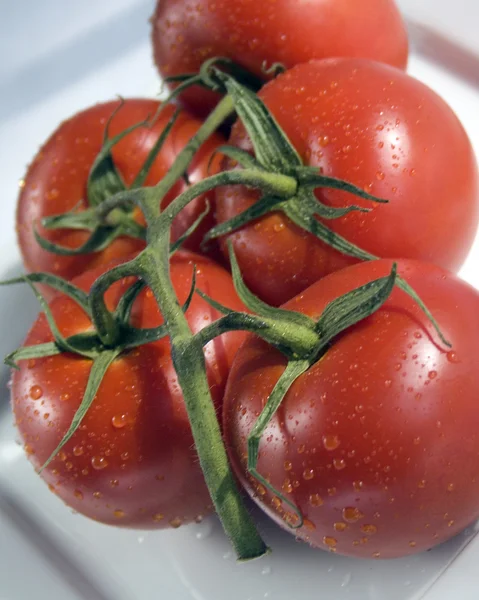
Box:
[17,99,223,292]
[223,259,479,558]
[216,59,479,306]
[11,251,245,529]
[151,0,409,117]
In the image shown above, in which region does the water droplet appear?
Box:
[384,379,392,388]
[322,435,340,451]
[309,494,323,506]
[152,513,164,523]
[428,371,437,380]
[261,566,272,576]
[114,510,125,519]
[110,479,119,488]
[376,171,385,181]
[323,536,337,547]
[418,480,426,489]
[334,522,347,532]
[60,393,70,402]
[447,351,459,364]
[91,456,109,470]
[169,517,182,529]
[341,573,352,588]
[93,491,102,499]
[333,458,346,471]
[282,479,293,493]
[361,524,377,535]
[372,552,381,558]
[328,487,337,497]
[319,135,330,147]
[303,518,316,531]
[273,222,285,233]
[195,519,213,540]
[112,414,129,429]
[25,443,35,456]
[74,489,84,500]
[284,460,293,471]
[448,520,455,527]
[303,468,315,480]
[29,385,43,400]
[298,444,306,454]
[353,480,364,491]
[447,483,455,492]
[409,541,417,548]
[120,452,130,461]
[342,507,364,523]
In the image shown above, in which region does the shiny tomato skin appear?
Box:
[223,259,479,558]
[17,99,223,292]
[151,0,409,117]
[215,59,479,306]
[12,251,245,529]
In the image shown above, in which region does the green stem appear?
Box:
[90,95,268,560]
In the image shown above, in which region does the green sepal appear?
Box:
[87,101,148,207]
[315,264,397,344]
[0,272,90,316]
[23,278,97,359]
[213,70,302,173]
[39,349,120,472]
[131,107,182,189]
[228,241,313,329]
[247,359,310,529]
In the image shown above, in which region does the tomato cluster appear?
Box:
[9,0,479,562]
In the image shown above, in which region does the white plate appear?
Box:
[1,1,479,599]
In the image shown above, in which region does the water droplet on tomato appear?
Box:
[60,393,70,402]
[323,536,337,548]
[333,458,346,471]
[447,483,455,492]
[74,489,84,500]
[428,371,438,380]
[309,494,323,507]
[282,479,293,493]
[284,460,293,471]
[334,522,347,532]
[120,452,130,461]
[169,517,182,529]
[447,351,459,364]
[372,552,381,558]
[29,385,43,400]
[25,443,35,455]
[376,171,385,181]
[112,414,129,429]
[91,456,109,470]
[322,434,340,451]
[303,468,315,480]
[110,479,119,488]
[353,480,364,491]
[342,507,364,523]
[114,510,125,519]
[361,524,377,535]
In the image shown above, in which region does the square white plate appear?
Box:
[1,1,479,599]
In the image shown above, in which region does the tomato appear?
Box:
[215,59,479,306]
[11,251,245,529]
[151,0,409,117]
[223,258,479,558]
[17,99,223,292]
